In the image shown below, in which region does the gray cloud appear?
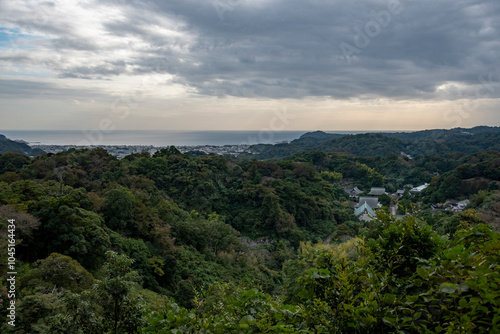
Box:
[1,0,500,100]
[0,78,107,100]
[131,0,500,99]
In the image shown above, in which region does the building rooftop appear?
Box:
[368,187,386,196]
[355,202,376,218]
[352,187,364,195]
[358,196,379,209]
[411,183,429,193]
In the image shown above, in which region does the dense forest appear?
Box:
[245,126,500,159]
[1,130,500,333]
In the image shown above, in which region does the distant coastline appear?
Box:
[0,130,399,147]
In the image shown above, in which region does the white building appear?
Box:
[411,183,429,194]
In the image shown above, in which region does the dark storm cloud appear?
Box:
[115,0,500,99]
[3,0,500,100]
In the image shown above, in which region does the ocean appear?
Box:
[0,130,309,146]
[0,130,388,146]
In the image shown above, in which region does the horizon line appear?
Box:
[2,126,498,133]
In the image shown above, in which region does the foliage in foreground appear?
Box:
[2,210,499,333]
[141,218,500,333]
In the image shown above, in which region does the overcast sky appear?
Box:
[1,0,499,131]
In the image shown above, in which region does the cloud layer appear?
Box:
[0,0,499,130]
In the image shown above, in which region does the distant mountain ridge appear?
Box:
[0,134,44,156]
[292,131,343,143]
[245,126,500,159]
[384,126,500,140]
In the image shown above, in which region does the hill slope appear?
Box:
[243,126,500,159]
[0,134,44,156]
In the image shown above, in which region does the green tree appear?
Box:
[366,212,442,278]
[35,198,111,269]
[0,152,31,174]
[95,251,143,334]
[0,205,39,270]
[44,251,145,334]
[153,146,182,158]
[378,193,391,207]
[103,188,135,231]
[14,293,65,334]
[320,170,343,182]
[442,209,482,236]
[488,181,500,191]
[21,253,94,294]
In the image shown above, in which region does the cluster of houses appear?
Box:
[345,185,386,222]
[394,184,430,196]
[344,182,465,222]
[354,196,380,222]
[431,199,470,213]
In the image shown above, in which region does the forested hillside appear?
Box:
[1,140,500,333]
[0,135,44,156]
[245,126,500,159]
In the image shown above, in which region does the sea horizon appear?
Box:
[0,129,410,147]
